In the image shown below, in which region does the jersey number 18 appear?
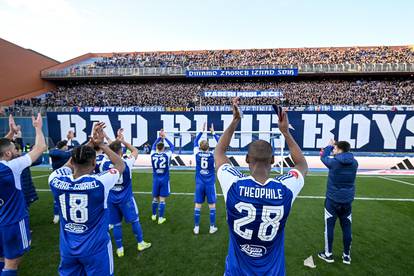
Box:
[59,194,88,223]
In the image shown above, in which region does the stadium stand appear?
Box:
[71,46,414,69]
[10,79,414,109]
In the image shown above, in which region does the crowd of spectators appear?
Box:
[78,46,414,70]
[14,79,413,108]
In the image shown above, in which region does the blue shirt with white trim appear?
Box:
[193,132,219,185]
[49,166,119,257]
[217,164,304,276]
[0,155,32,226]
[101,156,135,204]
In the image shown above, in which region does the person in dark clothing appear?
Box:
[48,140,72,224]
[49,140,71,170]
[66,130,80,149]
[318,140,358,265]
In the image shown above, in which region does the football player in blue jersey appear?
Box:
[94,129,112,174]
[0,114,47,276]
[49,122,125,276]
[215,98,308,276]
[101,129,151,258]
[49,140,72,224]
[150,129,174,224]
[193,123,220,235]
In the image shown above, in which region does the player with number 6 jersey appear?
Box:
[215,99,308,276]
[150,129,174,224]
[49,122,126,276]
[193,123,220,235]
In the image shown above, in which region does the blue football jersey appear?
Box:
[49,166,119,257]
[217,164,304,276]
[151,151,172,180]
[101,156,135,204]
[194,149,215,185]
[94,153,105,174]
[0,155,32,226]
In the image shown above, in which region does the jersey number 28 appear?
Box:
[233,202,284,241]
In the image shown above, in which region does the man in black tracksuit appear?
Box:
[318,140,358,265]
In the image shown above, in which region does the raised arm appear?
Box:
[28,113,47,163]
[93,122,125,173]
[215,98,241,169]
[277,109,308,176]
[4,114,20,140]
[164,137,175,152]
[104,130,113,145]
[117,128,138,159]
[320,140,335,168]
[210,123,220,142]
[151,137,162,152]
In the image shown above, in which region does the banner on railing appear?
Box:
[186,68,298,78]
[47,111,414,152]
[200,90,283,98]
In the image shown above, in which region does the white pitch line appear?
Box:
[32,174,49,179]
[377,176,414,187]
[35,189,414,202]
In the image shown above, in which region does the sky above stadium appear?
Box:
[0,0,413,62]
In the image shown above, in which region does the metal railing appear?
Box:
[41,63,414,78]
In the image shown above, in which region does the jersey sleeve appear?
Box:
[217,163,244,201]
[8,154,32,176]
[278,169,304,204]
[125,155,136,168]
[48,166,73,184]
[94,169,120,192]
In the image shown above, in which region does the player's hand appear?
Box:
[9,114,19,133]
[159,129,166,138]
[210,123,215,134]
[202,122,206,132]
[32,113,43,129]
[116,128,125,141]
[232,97,241,121]
[277,108,290,134]
[91,122,106,146]
[328,139,336,146]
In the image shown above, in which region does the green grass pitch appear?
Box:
[19,168,414,275]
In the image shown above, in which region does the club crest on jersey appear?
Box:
[64,223,88,233]
[109,168,118,174]
[240,244,267,257]
[289,170,299,179]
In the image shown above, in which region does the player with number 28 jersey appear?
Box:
[215,98,308,276]
[217,165,304,275]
